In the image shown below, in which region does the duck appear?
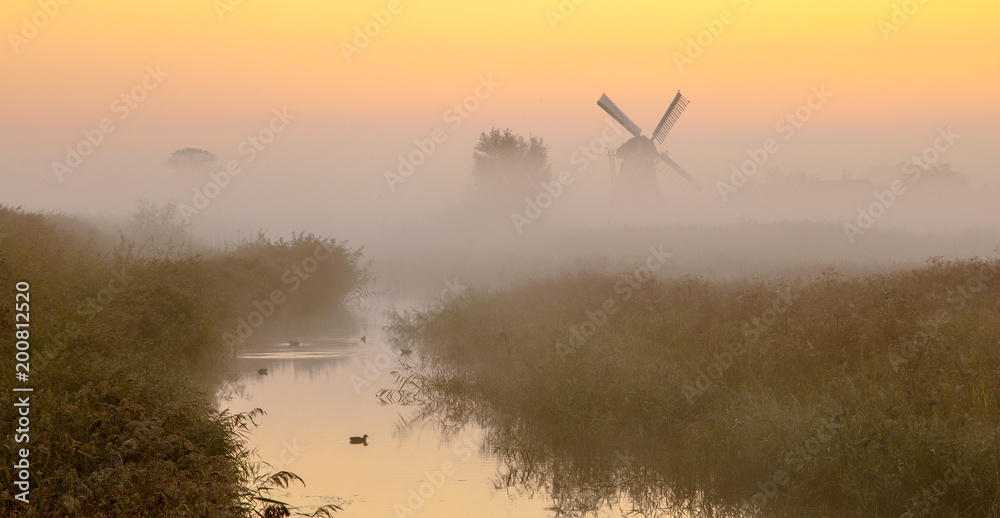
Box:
[360,335,367,343]
[288,341,300,347]
[349,434,368,446]
[257,368,268,375]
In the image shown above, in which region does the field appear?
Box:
[0,205,370,517]
[385,254,1000,516]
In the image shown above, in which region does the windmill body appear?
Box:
[614,136,662,203]
[596,91,701,203]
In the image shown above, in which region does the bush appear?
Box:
[0,205,366,516]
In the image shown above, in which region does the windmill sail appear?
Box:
[655,154,702,190]
[597,94,642,138]
[651,91,689,145]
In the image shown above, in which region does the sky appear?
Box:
[4,4,998,516]
[1,0,998,235]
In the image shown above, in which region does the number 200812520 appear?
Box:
[15,282,30,378]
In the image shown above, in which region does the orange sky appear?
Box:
[4,1,998,122]
[1,0,998,216]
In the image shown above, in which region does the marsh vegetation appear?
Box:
[384,256,1000,516]
[0,204,370,516]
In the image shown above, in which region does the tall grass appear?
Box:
[385,257,1000,516]
[0,205,368,516]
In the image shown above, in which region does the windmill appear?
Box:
[597,91,701,202]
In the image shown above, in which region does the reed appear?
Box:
[386,255,1000,516]
[0,205,367,516]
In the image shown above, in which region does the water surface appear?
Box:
[219,323,556,516]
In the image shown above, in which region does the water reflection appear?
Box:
[215,318,554,517]
[380,361,752,518]
[215,304,741,517]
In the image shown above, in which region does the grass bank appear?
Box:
[386,256,1000,516]
[0,205,370,516]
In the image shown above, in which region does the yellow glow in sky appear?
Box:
[3,0,997,125]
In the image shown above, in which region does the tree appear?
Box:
[125,200,193,257]
[472,128,551,196]
[167,148,217,173]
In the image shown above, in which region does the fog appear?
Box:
[6,2,1000,515]
[9,115,1000,276]
[1,132,994,307]
[6,109,998,297]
